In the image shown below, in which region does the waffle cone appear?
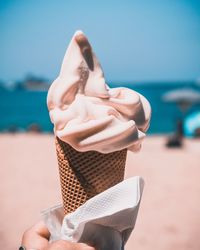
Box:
[55,137,127,215]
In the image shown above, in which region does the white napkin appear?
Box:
[42,176,144,250]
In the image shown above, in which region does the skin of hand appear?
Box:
[21,221,96,250]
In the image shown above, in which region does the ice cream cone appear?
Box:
[55,137,127,215]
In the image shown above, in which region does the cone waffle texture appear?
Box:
[55,137,127,215]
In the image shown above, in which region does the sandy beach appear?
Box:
[1,133,200,250]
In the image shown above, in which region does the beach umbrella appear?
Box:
[184,111,200,137]
[162,88,200,112]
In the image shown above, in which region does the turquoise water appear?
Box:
[1,82,200,134]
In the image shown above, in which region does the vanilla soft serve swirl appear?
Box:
[47,31,151,153]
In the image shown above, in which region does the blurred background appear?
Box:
[1,0,200,250]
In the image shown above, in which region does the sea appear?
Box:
[1,82,200,134]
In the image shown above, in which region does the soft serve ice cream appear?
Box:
[47,31,151,153]
[44,31,151,248]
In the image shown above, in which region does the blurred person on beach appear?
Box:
[20,221,95,250]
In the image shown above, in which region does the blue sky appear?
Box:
[1,0,200,83]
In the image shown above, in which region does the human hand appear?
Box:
[20,220,95,250]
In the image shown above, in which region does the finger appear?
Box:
[48,240,96,250]
[21,221,50,250]
[31,221,50,239]
[76,243,96,250]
